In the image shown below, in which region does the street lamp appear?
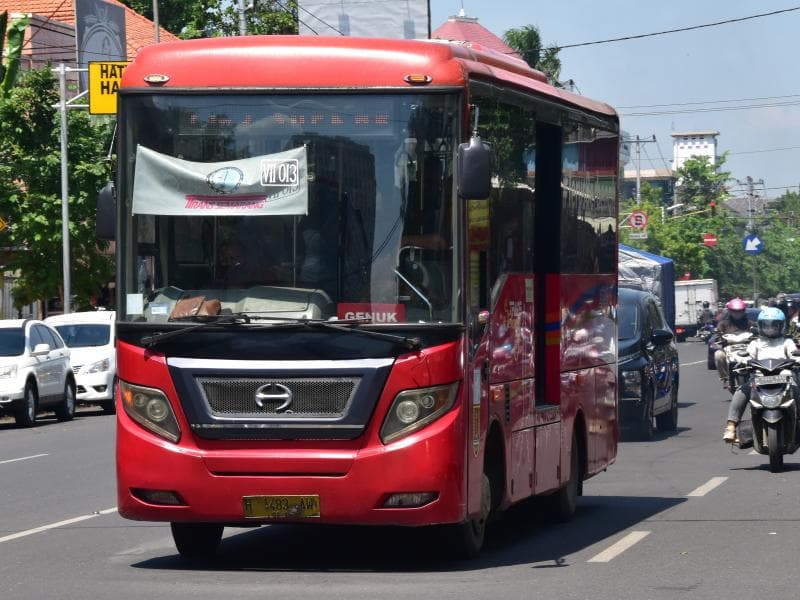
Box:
[661,203,685,223]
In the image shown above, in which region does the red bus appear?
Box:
[104,35,620,559]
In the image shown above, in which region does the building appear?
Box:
[671,130,719,171]
[0,0,179,67]
[431,8,522,60]
[621,167,676,204]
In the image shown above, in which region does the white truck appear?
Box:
[674,278,718,341]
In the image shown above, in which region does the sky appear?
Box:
[429,0,800,201]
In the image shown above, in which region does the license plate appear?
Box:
[755,374,789,386]
[243,495,320,519]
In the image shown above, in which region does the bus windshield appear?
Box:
[118,93,460,325]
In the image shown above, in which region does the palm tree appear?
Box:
[503,25,562,84]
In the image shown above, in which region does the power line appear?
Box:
[555,5,800,50]
[617,93,800,110]
[621,99,800,117]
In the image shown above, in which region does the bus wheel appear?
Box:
[170,523,223,559]
[450,472,491,559]
[545,431,582,521]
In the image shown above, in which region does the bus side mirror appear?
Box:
[96,181,116,241]
[457,136,491,200]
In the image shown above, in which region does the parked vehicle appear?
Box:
[0,319,76,426]
[674,279,718,341]
[733,356,800,472]
[46,311,116,414]
[618,288,679,439]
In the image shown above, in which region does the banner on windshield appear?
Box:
[132,145,308,216]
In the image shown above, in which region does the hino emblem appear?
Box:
[254,383,293,412]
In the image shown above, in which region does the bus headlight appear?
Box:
[380,382,458,444]
[120,379,181,443]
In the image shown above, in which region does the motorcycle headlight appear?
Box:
[0,364,17,379]
[759,392,784,409]
[120,379,181,443]
[380,382,458,444]
[84,358,110,374]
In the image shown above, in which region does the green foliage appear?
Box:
[503,25,561,82]
[1,11,29,98]
[622,171,800,302]
[675,153,730,209]
[119,1,298,38]
[0,67,115,309]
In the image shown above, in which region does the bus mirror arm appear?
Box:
[393,268,433,320]
[96,181,116,241]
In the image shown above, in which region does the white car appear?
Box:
[46,311,116,414]
[0,319,76,427]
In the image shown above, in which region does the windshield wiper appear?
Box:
[299,318,422,350]
[140,313,252,347]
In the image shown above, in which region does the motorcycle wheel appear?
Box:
[767,422,784,473]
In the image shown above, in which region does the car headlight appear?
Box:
[621,370,641,390]
[119,379,181,443]
[84,358,110,374]
[0,364,17,379]
[380,382,458,444]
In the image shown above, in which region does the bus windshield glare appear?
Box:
[118,93,460,325]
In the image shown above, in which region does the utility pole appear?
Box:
[237,0,250,36]
[737,175,765,303]
[153,0,160,43]
[624,135,657,204]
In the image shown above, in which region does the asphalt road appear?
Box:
[1,340,799,600]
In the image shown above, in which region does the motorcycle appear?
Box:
[697,321,715,343]
[732,356,800,472]
[720,331,754,391]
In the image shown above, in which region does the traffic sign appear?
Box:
[630,210,648,229]
[702,232,717,247]
[88,61,129,114]
[743,234,763,255]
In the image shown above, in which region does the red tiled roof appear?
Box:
[432,13,522,60]
[0,0,179,59]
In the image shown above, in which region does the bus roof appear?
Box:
[122,35,617,120]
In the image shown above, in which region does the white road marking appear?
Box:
[0,453,49,465]
[588,531,650,563]
[687,476,728,497]
[680,360,707,367]
[0,507,117,544]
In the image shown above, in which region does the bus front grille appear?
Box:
[196,376,359,418]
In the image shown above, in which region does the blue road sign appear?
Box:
[743,234,764,255]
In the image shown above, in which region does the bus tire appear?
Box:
[170,523,224,559]
[546,431,582,522]
[449,472,491,559]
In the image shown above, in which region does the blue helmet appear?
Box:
[757,306,786,338]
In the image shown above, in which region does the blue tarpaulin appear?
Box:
[618,244,676,332]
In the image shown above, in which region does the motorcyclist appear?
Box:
[697,300,716,328]
[776,293,799,342]
[712,298,751,389]
[723,307,798,442]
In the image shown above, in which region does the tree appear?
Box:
[674,153,730,210]
[0,67,115,310]
[503,25,561,83]
[119,1,298,38]
[1,10,29,98]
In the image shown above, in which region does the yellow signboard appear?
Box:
[0,216,7,232]
[88,61,129,115]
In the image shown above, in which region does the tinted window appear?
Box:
[618,300,640,340]
[39,325,62,349]
[54,324,111,348]
[0,328,25,356]
[29,325,46,350]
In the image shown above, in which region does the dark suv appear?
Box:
[618,288,680,440]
